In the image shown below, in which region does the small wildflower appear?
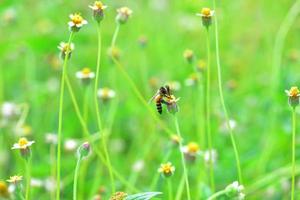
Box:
[77,142,91,158]
[0,181,9,198]
[108,46,121,60]
[6,176,22,185]
[170,134,182,146]
[1,102,20,119]
[76,67,95,85]
[197,8,214,28]
[138,35,148,48]
[89,1,107,23]
[285,86,300,108]
[12,137,35,160]
[225,181,245,200]
[183,49,195,63]
[203,149,218,166]
[68,13,88,32]
[132,160,145,172]
[165,95,180,114]
[181,142,200,162]
[158,162,175,178]
[45,133,58,145]
[98,87,116,101]
[58,42,75,60]
[116,7,133,24]
[185,73,198,87]
[64,139,78,152]
[196,59,206,72]
[110,191,128,200]
[30,178,43,188]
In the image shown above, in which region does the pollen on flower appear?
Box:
[201,8,212,17]
[98,87,116,101]
[68,13,88,32]
[158,162,175,177]
[76,67,95,82]
[90,1,107,11]
[187,142,199,153]
[287,86,300,97]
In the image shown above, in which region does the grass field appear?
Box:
[1,0,300,199]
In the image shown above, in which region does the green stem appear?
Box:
[167,179,173,200]
[64,75,139,193]
[73,155,82,200]
[207,189,226,200]
[291,108,296,200]
[258,0,300,173]
[56,31,74,200]
[205,28,215,192]
[111,23,120,48]
[212,0,243,184]
[174,115,191,200]
[175,175,185,200]
[94,23,115,193]
[25,158,31,200]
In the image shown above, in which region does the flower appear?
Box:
[196,59,206,72]
[197,8,214,28]
[185,73,198,87]
[165,95,180,114]
[98,87,116,101]
[108,46,121,60]
[181,142,200,161]
[285,86,300,108]
[45,133,58,145]
[58,42,75,60]
[1,102,20,118]
[76,68,95,85]
[166,81,181,91]
[116,7,133,24]
[77,142,91,158]
[183,49,195,63]
[64,139,78,152]
[110,192,128,200]
[0,181,9,198]
[6,176,22,184]
[158,162,175,177]
[12,137,35,150]
[68,13,88,32]
[203,149,218,166]
[89,1,107,22]
[170,134,182,145]
[225,181,245,200]
[132,160,145,172]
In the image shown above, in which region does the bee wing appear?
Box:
[148,91,159,104]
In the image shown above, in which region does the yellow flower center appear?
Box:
[18,138,28,148]
[187,142,199,153]
[82,68,91,75]
[72,14,83,24]
[290,87,300,97]
[201,8,211,17]
[161,164,172,173]
[102,88,110,98]
[95,1,104,9]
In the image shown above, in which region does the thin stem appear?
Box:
[175,175,185,200]
[64,75,139,193]
[174,115,191,200]
[73,155,82,200]
[94,23,115,193]
[212,0,243,184]
[25,158,31,200]
[205,28,215,192]
[111,23,120,48]
[291,108,296,200]
[167,179,173,200]
[207,189,226,200]
[56,31,74,200]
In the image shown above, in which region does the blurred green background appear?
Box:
[1,0,300,199]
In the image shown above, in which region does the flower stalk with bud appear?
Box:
[285,86,300,200]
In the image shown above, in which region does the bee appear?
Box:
[149,85,172,114]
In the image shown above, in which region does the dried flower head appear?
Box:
[285,86,300,108]
[116,7,132,24]
[197,8,214,28]
[58,42,75,60]
[68,13,88,32]
[0,181,9,198]
[89,1,107,22]
[225,181,245,200]
[6,175,22,185]
[76,67,95,85]
[110,191,128,200]
[181,142,200,162]
[183,49,195,63]
[158,162,175,177]
[98,87,116,101]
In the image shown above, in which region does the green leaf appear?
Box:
[125,192,162,200]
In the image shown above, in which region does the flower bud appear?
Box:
[285,86,300,108]
[77,142,91,158]
[89,1,107,23]
[196,8,214,29]
[58,42,75,60]
[158,162,175,178]
[116,7,132,24]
